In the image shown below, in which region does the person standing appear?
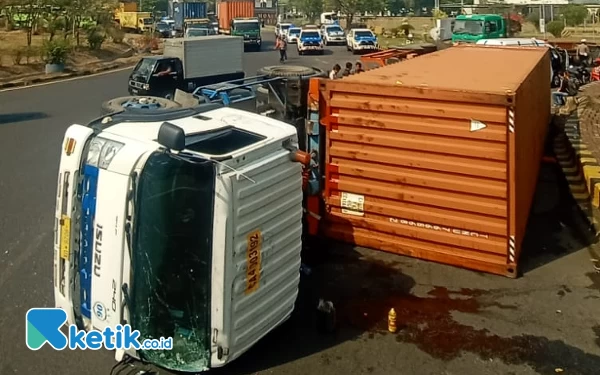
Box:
[342,62,353,76]
[354,61,365,73]
[329,64,341,79]
[275,36,287,63]
[577,39,590,66]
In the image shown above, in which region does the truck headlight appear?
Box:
[143,83,150,90]
[86,137,124,169]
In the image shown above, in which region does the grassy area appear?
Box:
[0,29,151,81]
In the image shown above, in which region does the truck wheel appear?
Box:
[102,96,181,114]
[385,57,400,65]
[257,65,322,77]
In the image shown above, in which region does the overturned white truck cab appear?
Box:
[53,105,305,372]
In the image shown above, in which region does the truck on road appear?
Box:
[218,1,255,34]
[172,1,208,36]
[114,11,153,33]
[451,13,522,44]
[128,36,244,99]
[230,17,262,51]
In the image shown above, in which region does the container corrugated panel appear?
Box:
[182,2,207,19]
[163,35,243,79]
[320,45,550,278]
[218,1,255,30]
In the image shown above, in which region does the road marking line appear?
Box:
[0,65,133,93]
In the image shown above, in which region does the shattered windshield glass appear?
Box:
[130,152,215,372]
[132,59,156,80]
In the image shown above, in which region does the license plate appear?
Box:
[60,216,71,260]
[131,89,138,95]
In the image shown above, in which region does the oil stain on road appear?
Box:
[325,255,600,375]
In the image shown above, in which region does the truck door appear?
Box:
[149,58,180,98]
[484,20,500,38]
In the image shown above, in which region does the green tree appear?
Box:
[291,0,324,21]
[334,0,382,27]
[526,10,540,31]
[386,0,405,16]
[141,0,168,13]
[560,4,589,27]
[546,20,565,37]
[333,0,362,28]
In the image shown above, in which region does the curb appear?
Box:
[0,61,135,90]
[553,113,600,271]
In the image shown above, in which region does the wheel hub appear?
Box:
[122,97,163,110]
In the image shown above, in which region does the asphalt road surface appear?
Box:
[1,34,600,375]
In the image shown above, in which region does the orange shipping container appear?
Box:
[320,45,551,278]
[218,1,255,32]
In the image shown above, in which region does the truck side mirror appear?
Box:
[158,122,185,151]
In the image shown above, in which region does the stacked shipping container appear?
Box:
[217,1,255,32]
[319,45,551,278]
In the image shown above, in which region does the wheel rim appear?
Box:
[121,97,163,110]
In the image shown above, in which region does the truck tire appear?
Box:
[257,65,323,78]
[385,57,400,65]
[102,96,181,114]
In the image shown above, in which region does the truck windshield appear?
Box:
[327,26,343,33]
[130,151,215,372]
[234,22,259,31]
[187,28,209,37]
[453,20,484,35]
[156,22,170,31]
[132,59,155,79]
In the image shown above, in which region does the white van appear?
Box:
[476,38,568,88]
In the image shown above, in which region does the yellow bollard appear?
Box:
[388,308,397,333]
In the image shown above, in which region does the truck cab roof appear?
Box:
[476,38,549,47]
[97,106,297,161]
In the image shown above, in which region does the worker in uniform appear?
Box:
[275,35,287,63]
[576,39,590,67]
